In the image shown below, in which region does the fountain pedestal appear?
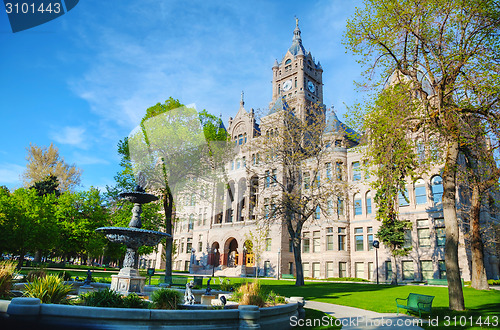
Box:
[96,188,170,296]
[111,267,145,294]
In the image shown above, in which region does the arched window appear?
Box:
[365,191,372,214]
[244,132,247,143]
[431,176,443,204]
[285,59,291,65]
[414,178,427,205]
[354,193,362,216]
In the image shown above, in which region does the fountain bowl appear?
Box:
[118,192,159,204]
[96,227,170,248]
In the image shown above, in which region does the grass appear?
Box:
[296,308,341,329]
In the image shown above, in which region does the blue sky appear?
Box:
[0,0,363,192]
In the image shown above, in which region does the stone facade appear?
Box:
[142,20,500,282]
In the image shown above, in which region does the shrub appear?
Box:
[26,268,47,282]
[219,278,233,291]
[24,275,72,304]
[60,271,72,281]
[235,282,266,308]
[266,290,286,305]
[123,293,149,309]
[0,261,16,298]
[81,288,124,308]
[150,288,183,310]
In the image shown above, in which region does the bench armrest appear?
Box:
[395,298,407,304]
[417,301,432,309]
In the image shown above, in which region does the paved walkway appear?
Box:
[305,300,425,330]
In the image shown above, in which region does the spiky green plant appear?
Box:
[0,261,16,298]
[24,274,73,304]
[150,288,182,310]
[81,288,124,308]
[123,293,149,309]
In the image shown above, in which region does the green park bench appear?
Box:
[427,278,464,287]
[396,293,434,318]
[281,274,295,279]
[160,276,188,287]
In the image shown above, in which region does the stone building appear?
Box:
[142,20,500,282]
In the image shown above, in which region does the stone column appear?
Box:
[289,297,305,319]
[239,305,260,329]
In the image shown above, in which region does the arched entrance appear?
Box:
[210,242,220,267]
[225,238,239,267]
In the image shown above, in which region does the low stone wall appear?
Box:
[1,297,303,329]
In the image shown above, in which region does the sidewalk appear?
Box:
[305,300,425,330]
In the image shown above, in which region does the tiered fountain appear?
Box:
[96,180,170,295]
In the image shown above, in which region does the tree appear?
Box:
[248,103,347,286]
[363,84,417,284]
[30,174,60,197]
[345,0,500,310]
[121,97,229,283]
[0,188,58,268]
[22,143,82,192]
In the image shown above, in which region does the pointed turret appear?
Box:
[288,17,306,56]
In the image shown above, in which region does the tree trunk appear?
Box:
[163,191,174,284]
[470,185,489,290]
[391,254,398,285]
[16,249,26,270]
[443,141,465,310]
[292,238,304,286]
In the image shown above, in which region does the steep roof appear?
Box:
[325,111,360,142]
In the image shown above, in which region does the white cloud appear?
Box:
[50,126,87,147]
[72,152,110,166]
[0,163,24,185]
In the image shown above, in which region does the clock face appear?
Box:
[283,79,292,92]
[307,81,315,93]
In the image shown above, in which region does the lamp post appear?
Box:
[189,248,195,273]
[212,248,218,277]
[277,248,281,279]
[373,240,380,285]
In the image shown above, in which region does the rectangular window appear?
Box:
[252,154,256,165]
[355,262,365,279]
[289,239,293,252]
[186,238,193,252]
[326,261,334,278]
[415,185,427,205]
[304,172,310,189]
[315,205,321,220]
[271,169,277,185]
[339,262,347,277]
[289,262,293,275]
[438,260,446,279]
[368,234,374,251]
[303,262,310,278]
[180,239,184,253]
[264,261,271,277]
[336,162,343,180]
[338,227,346,251]
[327,200,333,215]
[399,190,409,206]
[368,262,374,280]
[326,162,332,180]
[312,263,320,278]
[402,261,414,280]
[355,228,364,251]
[366,196,372,214]
[337,198,344,217]
[354,198,362,216]
[313,231,320,252]
[265,170,270,188]
[198,240,203,252]
[404,229,412,248]
[421,260,433,280]
[352,162,361,181]
[435,218,445,247]
[238,134,243,145]
[265,238,272,251]
[386,261,392,281]
[417,219,430,247]
[242,157,246,168]
[327,234,334,251]
[436,228,446,247]
[303,233,310,253]
[236,159,241,169]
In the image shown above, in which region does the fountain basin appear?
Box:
[118,192,158,204]
[96,227,170,248]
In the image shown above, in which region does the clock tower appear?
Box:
[270,18,324,121]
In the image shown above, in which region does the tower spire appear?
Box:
[240,91,244,107]
[293,16,301,44]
